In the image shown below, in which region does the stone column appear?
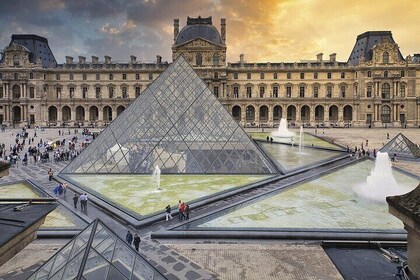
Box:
[71,107,75,125]
[111,107,117,120]
[241,105,246,126]
[5,84,9,98]
[268,105,273,126]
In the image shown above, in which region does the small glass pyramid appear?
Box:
[62,56,276,174]
[28,219,166,280]
[381,133,420,161]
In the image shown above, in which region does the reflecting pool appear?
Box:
[249,132,340,149]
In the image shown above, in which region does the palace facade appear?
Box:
[0,16,419,128]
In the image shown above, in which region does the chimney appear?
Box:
[329,53,337,62]
[240,54,244,64]
[65,56,73,64]
[174,19,179,43]
[316,53,323,62]
[91,56,98,64]
[130,55,137,63]
[78,56,86,64]
[104,55,111,64]
[221,18,226,44]
[156,55,162,65]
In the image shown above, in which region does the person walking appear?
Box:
[165,205,173,221]
[83,193,88,210]
[133,234,141,252]
[48,168,53,181]
[73,194,78,209]
[126,230,133,246]
[178,200,183,221]
[185,204,190,220]
[63,183,68,197]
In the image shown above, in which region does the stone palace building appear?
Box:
[0,16,419,128]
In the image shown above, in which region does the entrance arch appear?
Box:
[287,105,296,123]
[12,106,21,124]
[273,105,282,123]
[232,106,241,122]
[300,105,310,123]
[103,106,113,122]
[259,105,268,123]
[343,105,353,124]
[48,106,58,122]
[245,105,255,123]
[329,105,338,123]
[381,105,391,123]
[315,105,324,124]
[75,106,85,122]
[89,106,99,122]
[62,106,71,122]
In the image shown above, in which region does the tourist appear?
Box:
[178,200,183,221]
[180,202,186,221]
[63,183,68,196]
[270,137,273,144]
[266,136,269,142]
[165,205,173,221]
[79,193,85,210]
[73,194,78,209]
[133,234,141,252]
[48,168,53,181]
[373,149,377,158]
[185,204,190,220]
[366,139,369,147]
[387,133,390,139]
[126,230,133,245]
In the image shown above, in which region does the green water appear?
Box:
[250,132,339,149]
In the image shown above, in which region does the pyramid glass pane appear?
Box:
[381,133,420,160]
[28,220,165,280]
[61,56,276,174]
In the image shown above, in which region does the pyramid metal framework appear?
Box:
[28,219,166,280]
[62,56,276,174]
[380,133,420,161]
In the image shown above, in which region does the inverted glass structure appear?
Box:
[28,219,166,280]
[62,56,276,174]
[380,133,420,161]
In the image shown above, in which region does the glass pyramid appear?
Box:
[62,56,276,174]
[380,133,420,161]
[28,219,166,280]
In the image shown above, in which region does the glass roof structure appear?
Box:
[380,133,420,161]
[28,219,166,280]
[62,56,276,174]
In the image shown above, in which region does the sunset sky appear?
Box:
[0,0,418,64]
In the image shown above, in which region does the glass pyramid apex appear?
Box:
[28,219,166,280]
[381,133,420,160]
[62,56,276,174]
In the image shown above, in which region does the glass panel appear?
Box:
[106,266,129,280]
[111,240,135,279]
[82,249,111,279]
[132,255,155,280]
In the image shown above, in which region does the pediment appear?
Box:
[174,38,224,49]
[4,42,30,53]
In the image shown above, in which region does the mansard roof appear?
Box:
[347,31,404,65]
[175,16,223,47]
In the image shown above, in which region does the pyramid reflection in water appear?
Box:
[62,56,276,174]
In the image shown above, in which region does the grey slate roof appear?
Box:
[347,31,404,65]
[0,34,57,68]
[175,25,223,46]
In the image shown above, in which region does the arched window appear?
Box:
[383,52,389,64]
[13,55,19,66]
[213,53,219,66]
[381,83,390,99]
[381,105,391,123]
[384,71,388,78]
[196,53,202,66]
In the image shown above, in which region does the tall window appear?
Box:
[148,73,153,80]
[233,86,239,98]
[313,85,319,98]
[383,52,389,64]
[0,87,4,98]
[83,73,87,80]
[69,87,74,98]
[260,73,264,79]
[109,73,113,80]
[214,72,218,79]
[233,73,238,79]
[247,73,251,79]
[300,73,304,79]
[367,71,371,78]
[326,85,332,98]
[29,72,33,79]
[122,86,128,98]
[135,86,141,97]
[122,74,127,80]
[56,74,60,80]
[95,87,101,98]
[213,86,219,98]
[246,86,252,98]
[136,73,140,80]
[340,85,346,98]
[273,72,278,79]
[56,87,61,98]
[400,71,405,77]
[69,74,73,80]
[287,72,291,79]
[196,53,202,66]
[273,86,278,98]
[327,72,332,79]
[108,87,114,98]
[400,84,406,97]
[341,72,345,79]
[96,74,100,80]
[213,53,219,66]
[313,72,318,79]
[381,105,391,123]
[13,55,19,66]
[259,87,265,98]
[384,71,388,78]
[29,87,35,98]
[82,87,88,98]
[366,85,372,97]
[299,86,305,98]
[381,83,390,99]
[286,86,292,98]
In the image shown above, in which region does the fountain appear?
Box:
[354,152,411,203]
[152,165,161,190]
[271,118,295,138]
[298,126,304,153]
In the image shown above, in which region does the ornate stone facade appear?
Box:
[0,19,419,128]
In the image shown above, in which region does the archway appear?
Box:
[48,106,57,122]
[287,105,296,123]
[329,105,338,123]
[273,105,282,123]
[232,106,241,122]
[12,106,21,124]
[315,105,324,124]
[381,105,391,123]
[103,106,113,122]
[300,105,310,123]
[117,106,125,116]
[75,106,85,122]
[89,106,99,122]
[62,106,71,122]
[12,84,20,99]
[245,105,255,123]
[343,105,353,123]
[259,105,268,123]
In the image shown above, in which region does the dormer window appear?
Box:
[383,52,389,64]
[13,55,19,66]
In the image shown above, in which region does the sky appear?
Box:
[0,0,418,64]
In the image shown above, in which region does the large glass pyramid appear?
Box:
[28,219,166,280]
[380,133,420,161]
[62,56,276,174]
